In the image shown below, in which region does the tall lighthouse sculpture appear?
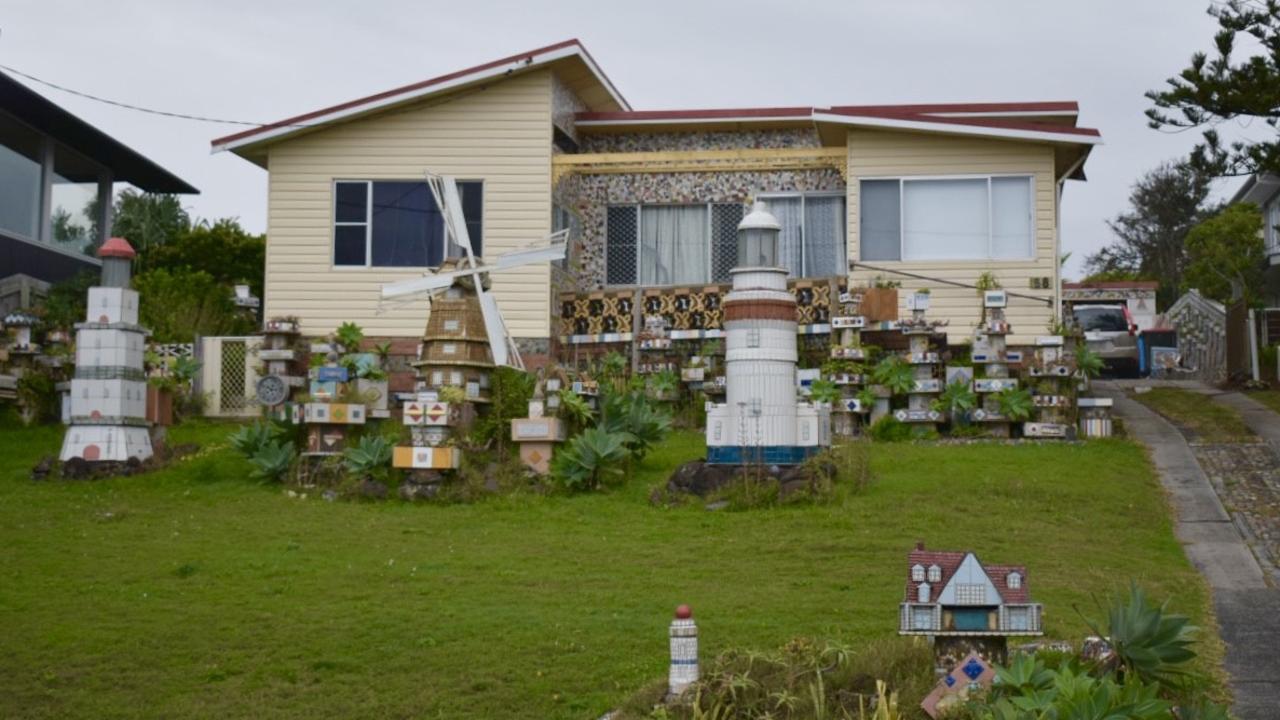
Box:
[59,237,153,464]
[705,201,830,465]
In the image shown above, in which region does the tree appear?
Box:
[1085,161,1217,307]
[1147,1,1280,177]
[133,268,257,342]
[147,218,266,301]
[110,189,191,265]
[1183,202,1266,303]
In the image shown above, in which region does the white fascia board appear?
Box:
[927,110,1078,119]
[214,45,627,154]
[812,112,1104,146]
[575,114,812,128]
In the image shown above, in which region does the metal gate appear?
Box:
[198,336,262,418]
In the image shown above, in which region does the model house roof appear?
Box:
[0,70,196,194]
[905,542,1030,604]
[211,40,1100,175]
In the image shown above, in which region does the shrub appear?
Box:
[343,435,393,480]
[228,421,282,458]
[601,390,672,461]
[556,388,595,433]
[1076,344,1105,379]
[871,356,916,398]
[808,378,843,405]
[933,379,977,420]
[472,366,534,451]
[16,368,60,425]
[133,268,255,342]
[550,426,630,491]
[333,321,364,353]
[996,387,1035,422]
[248,441,294,482]
[868,415,911,442]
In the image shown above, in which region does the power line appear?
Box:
[0,62,312,128]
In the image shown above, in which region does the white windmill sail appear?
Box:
[377,174,568,371]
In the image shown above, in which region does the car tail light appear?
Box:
[1123,305,1137,336]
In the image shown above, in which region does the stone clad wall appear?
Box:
[1165,289,1227,384]
[579,128,822,153]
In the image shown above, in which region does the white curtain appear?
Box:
[803,196,847,276]
[765,197,804,277]
[640,205,709,285]
[903,179,988,260]
[990,176,1033,259]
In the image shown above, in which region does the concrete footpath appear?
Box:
[1098,381,1280,719]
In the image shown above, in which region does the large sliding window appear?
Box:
[605,193,845,287]
[333,180,482,268]
[859,176,1033,261]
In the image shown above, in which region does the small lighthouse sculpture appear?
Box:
[59,237,153,463]
[705,201,830,464]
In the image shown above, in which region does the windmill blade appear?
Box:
[477,291,522,370]
[380,271,462,300]
[490,234,568,270]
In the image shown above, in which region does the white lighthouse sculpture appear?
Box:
[59,237,153,463]
[705,201,830,465]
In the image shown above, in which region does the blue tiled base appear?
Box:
[706,445,820,466]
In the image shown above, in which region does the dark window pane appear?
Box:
[711,203,744,282]
[859,180,901,261]
[334,225,367,265]
[371,181,441,267]
[458,181,483,257]
[606,205,637,285]
[335,182,368,223]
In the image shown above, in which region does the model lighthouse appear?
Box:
[59,237,153,463]
[705,201,829,464]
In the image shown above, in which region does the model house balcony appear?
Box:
[899,603,1043,636]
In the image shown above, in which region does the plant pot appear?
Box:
[146,386,174,426]
[860,287,899,322]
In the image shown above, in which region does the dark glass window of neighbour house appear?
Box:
[333,180,482,267]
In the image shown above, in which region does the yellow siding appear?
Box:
[846,130,1060,345]
[264,71,553,338]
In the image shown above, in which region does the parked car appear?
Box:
[1072,304,1139,376]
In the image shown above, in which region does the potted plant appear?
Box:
[907,288,931,312]
[647,369,680,402]
[681,355,705,383]
[147,374,177,426]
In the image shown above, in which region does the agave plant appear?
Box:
[1083,582,1198,687]
[333,321,364,353]
[551,426,630,491]
[343,434,393,479]
[996,387,1035,421]
[601,390,672,460]
[229,421,282,458]
[248,440,295,482]
[1075,343,1104,379]
[871,356,916,396]
[556,388,595,432]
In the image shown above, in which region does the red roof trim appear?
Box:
[820,109,1101,137]
[212,39,622,148]
[828,101,1078,115]
[576,107,814,122]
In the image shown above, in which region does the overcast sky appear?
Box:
[2,0,1250,279]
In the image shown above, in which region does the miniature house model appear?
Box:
[898,542,1042,639]
[416,267,496,403]
[59,238,153,463]
[705,201,830,464]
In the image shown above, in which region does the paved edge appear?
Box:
[1203,391,1280,453]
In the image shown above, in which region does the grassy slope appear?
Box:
[0,422,1218,719]
[1132,387,1255,443]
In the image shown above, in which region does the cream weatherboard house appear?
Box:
[214,40,1100,365]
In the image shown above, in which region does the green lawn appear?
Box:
[1133,387,1256,443]
[1246,389,1280,415]
[0,422,1220,719]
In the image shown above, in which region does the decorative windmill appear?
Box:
[380,176,566,390]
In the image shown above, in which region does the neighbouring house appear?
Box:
[1230,173,1280,344]
[898,542,1042,637]
[0,70,198,313]
[213,39,1099,366]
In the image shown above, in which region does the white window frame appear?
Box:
[927,564,941,583]
[955,583,986,605]
[755,190,848,277]
[1007,572,1021,590]
[857,174,1035,262]
[330,178,483,270]
[911,564,925,582]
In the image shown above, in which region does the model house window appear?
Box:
[606,203,744,286]
[1007,572,1021,590]
[859,176,1033,261]
[333,180,482,267]
[757,193,847,278]
[911,564,924,582]
[911,606,933,630]
[955,583,986,605]
[1007,606,1030,631]
[927,565,941,583]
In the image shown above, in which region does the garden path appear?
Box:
[1099,380,1280,720]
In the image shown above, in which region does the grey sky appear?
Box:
[3,0,1246,280]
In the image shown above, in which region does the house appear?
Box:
[897,542,1042,637]
[213,39,1099,364]
[0,70,197,313]
[1230,174,1280,343]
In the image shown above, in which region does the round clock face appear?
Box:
[256,374,289,406]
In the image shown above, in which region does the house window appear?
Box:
[927,565,941,583]
[1266,200,1280,252]
[757,193,847,278]
[859,176,1033,261]
[1007,572,1021,590]
[911,564,924,582]
[955,583,986,605]
[333,180,482,267]
[604,202,750,286]
[911,606,934,630]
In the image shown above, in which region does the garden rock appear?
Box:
[30,455,54,481]
[665,460,735,497]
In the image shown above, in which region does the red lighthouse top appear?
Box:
[97,237,137,259]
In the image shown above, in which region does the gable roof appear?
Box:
[905,543,1030,604]
[0,70,197,194]
[211,39,629,154]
